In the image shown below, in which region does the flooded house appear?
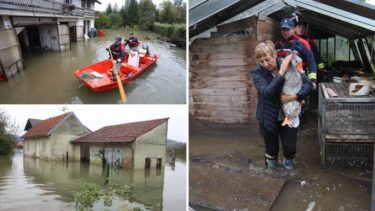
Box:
[22,112,169,169]
[0,0,100,79]
[22,112,91,160]
[71,118,169,169]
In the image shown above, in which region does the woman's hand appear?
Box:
[279,54,293,76]
[281,94,297,104]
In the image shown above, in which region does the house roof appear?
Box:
[24,118,41,131]
[22,113,72,139]
[71,118,169,144]
[190,0,375,39]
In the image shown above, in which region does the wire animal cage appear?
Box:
[318,83,375,168]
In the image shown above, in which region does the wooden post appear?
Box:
[104,164,110,185]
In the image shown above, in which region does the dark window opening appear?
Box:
[145,157,151,169]
[156,158,162,168]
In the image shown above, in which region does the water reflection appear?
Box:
[0,151,186,211]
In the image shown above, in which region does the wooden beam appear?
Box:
[216,16,256,36]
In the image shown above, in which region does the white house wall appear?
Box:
[24,139,35,157]
[50,134,78,160]
[53,114,91,136]
[58,24,70,51]
[133,122,168,169]
[76,19,84,41]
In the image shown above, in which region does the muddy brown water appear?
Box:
[189,121,372,210]
[0,151,186,211]
[0,29,186,104]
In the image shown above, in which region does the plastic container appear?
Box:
[128,51,140,67]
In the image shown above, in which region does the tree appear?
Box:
[159,1,177,24]
[110,12,123,29]
[95,12,111,29]
[120,1,130,27]
[174,1,186,23]
[174,0,183,7]
[0,109,17,155]
[105,3,112,15]
[127,0,139,27]
[138,0,156,29]
[113,3,119,13]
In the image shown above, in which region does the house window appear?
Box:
[156,158,162,169]
[65,0,72,4]
[42,140,46,152]
[81,0,85,8]
[145,158,151,169]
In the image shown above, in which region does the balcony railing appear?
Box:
[0,0,95,17]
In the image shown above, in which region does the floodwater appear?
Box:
[189,118,372,210]
[0,29,186,104]
[0,151,186,211]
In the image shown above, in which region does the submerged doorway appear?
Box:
[25,26,41,47]
[80,145,90,162]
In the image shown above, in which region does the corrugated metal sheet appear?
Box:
[189,0,264,37]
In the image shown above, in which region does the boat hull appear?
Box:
[74,54,158,92]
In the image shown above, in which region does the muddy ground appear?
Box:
[189,108,372,210]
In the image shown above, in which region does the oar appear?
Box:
[108,48,127,103]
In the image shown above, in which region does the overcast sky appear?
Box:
[1,105,187,143]
[95,0,174,11]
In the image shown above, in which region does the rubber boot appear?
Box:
[283,158,295,170]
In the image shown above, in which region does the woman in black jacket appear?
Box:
[251,40,313,170]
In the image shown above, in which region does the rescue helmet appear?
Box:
[142,43,149,51]
[115,35,122,42]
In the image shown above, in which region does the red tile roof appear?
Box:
[72,118,168,144]
[22,113,72,139]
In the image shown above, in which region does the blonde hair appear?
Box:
[255,40,276,59]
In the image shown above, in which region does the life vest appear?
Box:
[110,43,125,60]
[128,35,140,48]
[275,34,317,81]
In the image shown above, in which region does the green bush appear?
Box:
[74,179,132,210]
[109,13,123,29]
[153,22,185,40]
[0,134,14,155]
[171,23,186,39]
[95,13,111,29]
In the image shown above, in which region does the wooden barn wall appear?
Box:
[189,17,279,125]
